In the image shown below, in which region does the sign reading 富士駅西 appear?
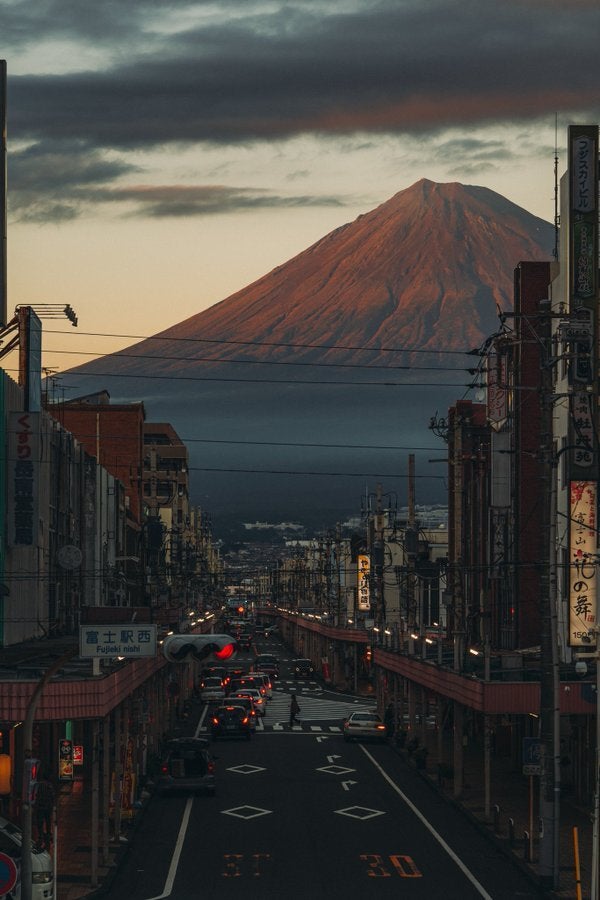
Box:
[79,625,157,658]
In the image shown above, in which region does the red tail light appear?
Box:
[161,764,168,774]
[212,717,219,725]
[208,761,215,774]
[242,717,249,725]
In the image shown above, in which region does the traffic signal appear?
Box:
[162,634,238,663]
[24,757,40,803]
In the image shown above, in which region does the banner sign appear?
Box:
[569,481,597,646]
[8,412,39,546]
[59,739,74,781]
[357,554,371,611]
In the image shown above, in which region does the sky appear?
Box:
[2,0,600,380]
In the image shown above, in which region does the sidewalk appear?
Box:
[53,775,147,900]
[396,727,591,900]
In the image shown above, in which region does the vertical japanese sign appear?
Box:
[357,554,371,611]
[487,350,509,430]
[59,738,74,781]
[569,481,597,646]
[568,125,598,480]
[8,412,39,546]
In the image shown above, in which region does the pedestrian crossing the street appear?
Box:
[261,689,375,731]
[198,683,376,733]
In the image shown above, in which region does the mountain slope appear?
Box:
[71,178,554,378]
[60,180,555,531]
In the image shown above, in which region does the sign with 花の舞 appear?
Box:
[569,481,597,646]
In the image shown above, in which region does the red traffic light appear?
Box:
[214,642,236,661]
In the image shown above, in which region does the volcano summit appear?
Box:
[58,179,554,533]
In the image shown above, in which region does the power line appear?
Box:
[44,368,470,388]
[43,328,478,357]
[42,347,469,374]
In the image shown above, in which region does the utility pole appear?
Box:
[373,484,385,629]
[21,648,77,900]
[406,455,417,651]
[538,297,560,891]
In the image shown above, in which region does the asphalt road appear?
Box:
[105,639,541,900]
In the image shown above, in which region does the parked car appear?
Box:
[253,653,280,678]
[200,676,225,702]
[293,658,315,678]
[229,688,266,717]
[342,710,387,743]
[211,704,253,740]
[157,737,216,796]
[0,815,53,900]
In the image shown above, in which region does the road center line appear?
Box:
[144,796,193,900]
[143,708,210,899]
[359,745,494,900]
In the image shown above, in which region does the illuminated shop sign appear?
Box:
[357,554,371,611]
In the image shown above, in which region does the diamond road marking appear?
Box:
[335,806,385,820]
[317,765,356,775]
[227,764,266,775]
[222,806,272,820]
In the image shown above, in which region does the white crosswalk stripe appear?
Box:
[262,688,376,728]
[196,674,377,733]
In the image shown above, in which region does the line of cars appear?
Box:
[198,653,281,742]
[157,654,282,797]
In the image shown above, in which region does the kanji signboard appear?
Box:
[79,625,157,659]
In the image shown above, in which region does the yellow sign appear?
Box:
[357,555,371,611]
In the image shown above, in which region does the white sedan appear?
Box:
[342,710,387,742]
[200,677,225,702]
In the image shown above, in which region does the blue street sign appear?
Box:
[522,737,542,775]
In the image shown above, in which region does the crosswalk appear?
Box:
[199,681,376,733]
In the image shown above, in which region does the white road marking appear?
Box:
[143,797,193,899]
[360,745,494,899]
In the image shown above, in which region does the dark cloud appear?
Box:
[2,0,599,221]
[7,141,138,221]
[6,1,600,147]
[104,184,345,217]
